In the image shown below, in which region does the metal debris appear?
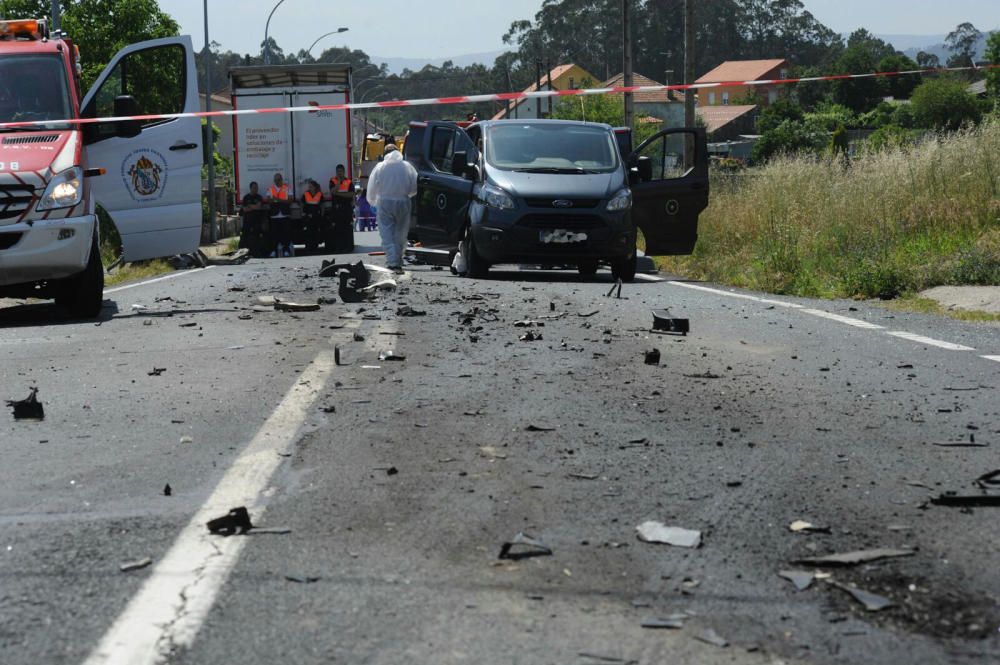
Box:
[119,557,153,573]
[519,331,543,342]
[378,350,406,362]
[606,279,623,299]
[148,367,166,376]
[397,305,426,316]
[636,521,702,548]
[498,532,552,560]
[644,349,661,365]
[284,574,321,584]
[525,424,556,432]
[778,570,815,591]
[275,300,321,312]
[206,506,253,536]
[163,483,172,497]
[930,493,1000,507]
[789,520,830,534]
[793,548,915,566]
[7,388,44,421]
[640,616,685,629]
[829,581,894,611]
[694,628,729,647]
[651,310,689,335]
[975,469,1000,489]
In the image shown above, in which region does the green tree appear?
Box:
[909,78,981,131]
[806,102,856,131]
[878,54,920,99]
[756,98,803,133]
[916,51,940,69]
[831,29,896,113]
[986,31,1000,104]
[945,22,982,69]
[751,118,827,162]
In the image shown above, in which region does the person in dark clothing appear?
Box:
[239,182,267,256]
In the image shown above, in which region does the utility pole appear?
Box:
[535,60,543,119]
[684,0,696,129]
[546,59,553,117]
[203,0,216,243]
[50,1,60,30]
[622,0,634,129]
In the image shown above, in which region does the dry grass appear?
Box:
[659,119,1000,299]
[883,296,1000,323]
[104,259,173,287]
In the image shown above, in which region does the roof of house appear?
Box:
[696,105,757,134]
[492,63,595,120]
[968,79,988,96]
[695,59,787,84]
[601,72,685,103]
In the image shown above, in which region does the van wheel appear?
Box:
[56,232,104,318]
[461,228,489,278]
[577,259,599,276]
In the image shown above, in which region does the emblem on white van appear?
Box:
[121,149,168,202]
[552,199,573,208]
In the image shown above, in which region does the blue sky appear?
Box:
[170,0,998,59]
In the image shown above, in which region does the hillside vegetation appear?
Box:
[659,118,1000,300]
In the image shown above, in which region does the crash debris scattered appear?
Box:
[206,506,254,536]
[635,522,702,548]
[498,532,552,560]
[119,557,153,573]
[6,388,44,421]
[793,548,915,566]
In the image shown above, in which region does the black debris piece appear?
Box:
[930,493,1000,507]
[519,331,543,342]
[206,506,253,536]
[932,438,988,448]
[163,483,172,497]
[403,246,455,266]
[378,351,406,361]
[284,574,321,584]
[148,368,166,376]
[526,424,556,432]
[694,628,729,647]
[322,405,336,414]
[397,305,427,317]
[386,466,399,476]
[684,372,722,379]
[975,469,1000,489]
[317,296,337,305]
[498,532,552,560]
[275,300,320,312]
[644,349,661,365]
[640,617,685,629]
[651,310,690,335]
[7,388,44,421]
[606,279,623,299]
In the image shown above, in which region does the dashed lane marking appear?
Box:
[667,280,805,308]
[103,266,215,294]
[886,331,976,352]
[800,308,885,330]
[82,349,336,665]
[983,356,1000,363]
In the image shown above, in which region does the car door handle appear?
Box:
[418,176,431,184]
[169,142,199,151]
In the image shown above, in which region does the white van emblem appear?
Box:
[122,149,168,202]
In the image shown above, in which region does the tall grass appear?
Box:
[660,119,1000,299]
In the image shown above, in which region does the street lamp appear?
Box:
[263,0,287,65]
[307,28,348,57]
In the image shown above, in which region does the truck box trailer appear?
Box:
[229,64,354,253]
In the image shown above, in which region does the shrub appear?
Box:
[910,78,982,130]
[752,119,827,163]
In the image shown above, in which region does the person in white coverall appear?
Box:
[366,144,418,274]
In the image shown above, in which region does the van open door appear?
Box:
[628,128,708,256]
[412,121,477,246]
[81,37,202,262]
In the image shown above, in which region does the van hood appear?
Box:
[487,169,624,201]
[0,129,77,178]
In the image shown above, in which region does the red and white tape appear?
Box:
[0,64,995,130]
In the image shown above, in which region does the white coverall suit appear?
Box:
[366,150,418,269]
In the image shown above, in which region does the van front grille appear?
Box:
[0,184,35,220]
[2,134,59,145]
[517,214,605,230]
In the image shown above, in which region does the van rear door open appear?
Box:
[628,127,708,256]
[81,37,203,262]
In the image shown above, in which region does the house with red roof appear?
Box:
[695,59,790,107]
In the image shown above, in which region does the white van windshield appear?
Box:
[486,123,618,174]
[0,55,73,130]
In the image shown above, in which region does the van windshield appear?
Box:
[0,55,73,130]
[486,123,618,174]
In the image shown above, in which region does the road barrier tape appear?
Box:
[0,64,996,130]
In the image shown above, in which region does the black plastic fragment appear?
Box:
[498,532,552,560]
[7,388,44,421]
[930,493,1000,507]
[644,349,661,365]
[651,310,690,335]
[206,506,254,535]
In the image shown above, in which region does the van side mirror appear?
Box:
[113,95,142,138]
[451,150,469,177]
[636,156,653,183]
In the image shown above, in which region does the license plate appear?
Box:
[539,229,588,244]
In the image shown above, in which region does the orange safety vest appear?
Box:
[269,183,288,200]
[303,190,323,204]
[329,176,352,193]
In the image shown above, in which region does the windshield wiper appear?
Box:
[513,167,590,174]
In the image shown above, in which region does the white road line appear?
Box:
[800,308,885,330]
[634,273,665,283]
[667,280,804,308]
[83,350,336,665]
[981,355,1000,363]
[886,331,976,352]
[103,267,215,294]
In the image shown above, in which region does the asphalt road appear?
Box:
[2,231,998,665]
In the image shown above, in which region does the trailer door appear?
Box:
[290,90,351,194]
[232,92,293,203]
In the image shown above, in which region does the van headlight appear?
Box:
[606,188,632,212]
[37,166,83,211]
[481,183,515,210]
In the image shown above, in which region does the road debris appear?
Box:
[651,310,689,335]
[789,520,831,534]
[361,279,397,294]
[975,469,1000,489]
[397,305,426,317]
[284,574,321,584]
[932,437,987,448]
[930,493,1000,507]
[147,367,166,376]
[519,331,543,342]
[206,506,253,536]
[778,570,816,591]
[578,310,600,317]
[525,424,556,432]
[163,483,172,497]
[606,279,623,299]
[275,300,320,312]
[636,521,702,548]
[6,388,44,421]
[793,548,915,566]
[514,320,545,327]
[119,557,153,573]
[479,446,507,459]
[568,472,599,480]
[378,350,406,362]
[640,616,686,629]
[644,349,661,365]
[498,532,552,560]
[694,628,729,647]
[179,435,193,444]
[829,581,893,611]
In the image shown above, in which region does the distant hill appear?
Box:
[872,31,996,63]
[371,50,507,74]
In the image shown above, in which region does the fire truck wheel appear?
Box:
[56,232,105,318]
